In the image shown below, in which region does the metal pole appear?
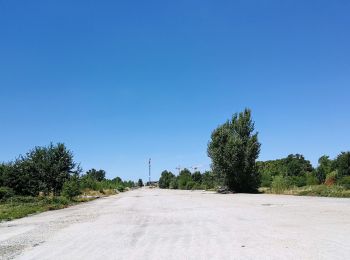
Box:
[149,158,151,185]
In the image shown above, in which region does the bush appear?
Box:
[271,175,290,194]
[337,176,350,189]
[191,183,204,190]
[186,181,196,190]
[297,185,350,198]
[325,171,338,186]
[260,172,272,187]
[61,179,81,199]
[0,187,15,201]
[49,196,70,206]
[169,177,178,189]
[306,172,319,186]
[289,175,306,187]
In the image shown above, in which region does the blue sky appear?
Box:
[0,0,349,181]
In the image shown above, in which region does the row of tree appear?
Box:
[258,152,350,188]
[159,169,216,190]
[0,143,136,200]
[158,108,350,192]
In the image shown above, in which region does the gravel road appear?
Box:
[1,189,349,259]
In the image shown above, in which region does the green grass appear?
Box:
[0,188,121,222]
[295,185,350,198]
[0,196,94,222]
[261,185,350,198]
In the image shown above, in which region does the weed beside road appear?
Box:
[0,188,119,222]
[261,185,350,198]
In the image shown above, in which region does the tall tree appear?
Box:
[208,109,261,192]
[316,155,333,183]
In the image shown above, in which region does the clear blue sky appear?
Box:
[1,1,349,181]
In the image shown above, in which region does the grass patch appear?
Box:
[295,185,350,198]
[81,188,118,197]
[0,196,94,222]
[262,185,350,198]
[0,189,120,222]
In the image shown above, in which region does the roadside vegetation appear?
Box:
[158,108,350,198]
[0,143,136,221]
[259,152,350,197]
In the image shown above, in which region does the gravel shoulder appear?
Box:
[1,189,350,259]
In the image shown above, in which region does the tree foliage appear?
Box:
[178,169,192,190]
[316,155,333,183]
[334,152,350,177]
[2,143,80,196]
[0,143,137,201]
[207,109,261,192]
[159,170,175,189]
[62,176,81,199]
[85,169,106,182]
[258,154,314,187]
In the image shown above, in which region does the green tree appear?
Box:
[208,109,261,192]
[159,170,175,189]
[334,152,350,177]
[85,169,106,182]
[169,177,178,189]
[191,171,202,184]
[178,169,192,190]
[26,143,81,195]
[284,154,313,177]
[138,179,144,187]
[0,163,10,187]
[3,158,42,196]
[201,171,216,189]
[316,155,333,183]
[62,175,81,199]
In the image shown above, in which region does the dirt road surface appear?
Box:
[1,189,349,259]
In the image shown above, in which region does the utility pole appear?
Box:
[149,158,151,185]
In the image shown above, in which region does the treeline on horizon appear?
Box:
[159,109,350,196]
[159,152,350,191]
[0,143,137,201]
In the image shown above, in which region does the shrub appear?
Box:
[325,171,338,186]
[0,187,15,201]
[297,185,350,198]
[337,176,350,189]
[186,181,196,190]
[169,178,178,189]
[50,196,70,205]
[306,172,319,186]
[61,179,81,199]
[289,175,306,187]
[260,172,272,187]
[271,175,290,194]
[192,183,204,190]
